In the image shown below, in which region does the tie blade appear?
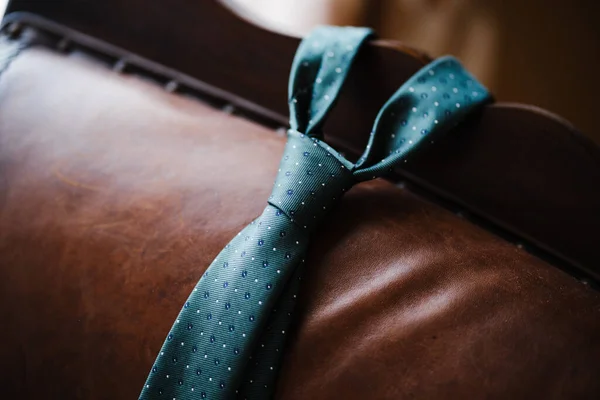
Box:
[140,206,309,399]
[236,258,305,398]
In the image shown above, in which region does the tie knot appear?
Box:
[268,130,355,231]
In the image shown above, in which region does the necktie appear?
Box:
[140,26,491,400]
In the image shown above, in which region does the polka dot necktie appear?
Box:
[140,26,491,400]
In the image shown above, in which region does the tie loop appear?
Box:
[352,56,492,181]
[288,26,373,138]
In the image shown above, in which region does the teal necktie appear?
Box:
[140,26,490,400]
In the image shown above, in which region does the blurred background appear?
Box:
[1,0,598,141]
[232,0,600,142]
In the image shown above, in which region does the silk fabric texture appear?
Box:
[140,26,491,399]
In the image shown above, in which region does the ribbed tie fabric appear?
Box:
[140,26,491,400]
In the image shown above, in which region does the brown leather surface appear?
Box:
[1,49,599,399]
[6,11,600,284]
